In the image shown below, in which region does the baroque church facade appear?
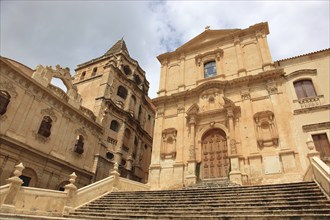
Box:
[0,40,155,189]
[148,22,330,189]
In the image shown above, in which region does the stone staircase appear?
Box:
[65,181,330,219]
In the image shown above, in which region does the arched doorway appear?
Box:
[201,129,229,179]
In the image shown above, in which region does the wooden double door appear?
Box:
[202,129,229,179]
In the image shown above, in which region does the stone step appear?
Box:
[101,188,323,199]
[77,204,330,213]
[83,201,330,209]
[66,181,329,220]
[69,209,330,217]
[95,193,326,203]
[107,182,318,195]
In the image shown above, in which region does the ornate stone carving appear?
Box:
[199,88,224,112]
[195,48,223,66]
[41,107,57,122]
[302,122,330,132]
[0,81,18,98]
[230,139,237,155]
[75,127,88,140]
[161,128,177,159]
[240,90,251,100]
[253,110,279,148]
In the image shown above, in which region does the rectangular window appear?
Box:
[312,133,330,159]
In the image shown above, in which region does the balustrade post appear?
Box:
[0,163,25,213]
[63,172,78,214]
[110,162,120,192]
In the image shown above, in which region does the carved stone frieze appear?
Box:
[199,88,224,112]
[195,48,223,66]
[41,107,57,122]
[0,81,18,98]
[75,127,88,140]
[302,122,330,132]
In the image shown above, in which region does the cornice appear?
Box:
[284,69,317,80]
[294,104,330,115]
[157,22,269,62]
[275,48,330,64]
[0,135,95,177]
[152,68,284,105]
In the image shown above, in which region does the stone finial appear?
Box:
[69,172,77,185]
[6,162,25,185]
[64,172,77,191]
[114,162,119,172]
[13,163,25,177]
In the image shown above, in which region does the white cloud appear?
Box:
[1,1,329,98]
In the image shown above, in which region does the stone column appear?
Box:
[124,90,132,113]
[0,163,24,213]
[234,37,246,77]
[185,115,197,186]
[178,54,185,91]
[113,122,126,169]
[63,172,78,214]
[158,60,168,96]
[256,31,272,70]
[227,109,242,185]
[126,156,133,179]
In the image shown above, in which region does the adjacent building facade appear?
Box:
[148,22,330,189]
[72,40,155,182]
[0,40,155,189]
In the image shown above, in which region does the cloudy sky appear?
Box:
[1,1,329,98]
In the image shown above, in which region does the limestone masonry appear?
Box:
[0,22,329,192]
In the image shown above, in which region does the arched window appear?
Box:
[0,90,10,115]
[110,120,119,132]
[122,129,131,152]
[80,71,86,80]
[294,79,317,99]
[134,74,141,85]
[129,95,136,114]
[117,85,128,99]
[123,65,132,75]
[204,61,216,78]
[38,116,52,138]
[91,67,97,76]
[74,135,84,154]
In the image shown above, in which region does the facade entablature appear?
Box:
[153,68,284,107]
[284,69,317,80]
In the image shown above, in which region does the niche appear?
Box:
[253,111,279,148]
[161,128,177,159]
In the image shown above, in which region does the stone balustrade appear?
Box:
[0,162,150,217]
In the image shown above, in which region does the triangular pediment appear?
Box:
[176,29,240,52]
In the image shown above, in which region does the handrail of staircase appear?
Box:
[311,156,330,198]
[74,176,115,209]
